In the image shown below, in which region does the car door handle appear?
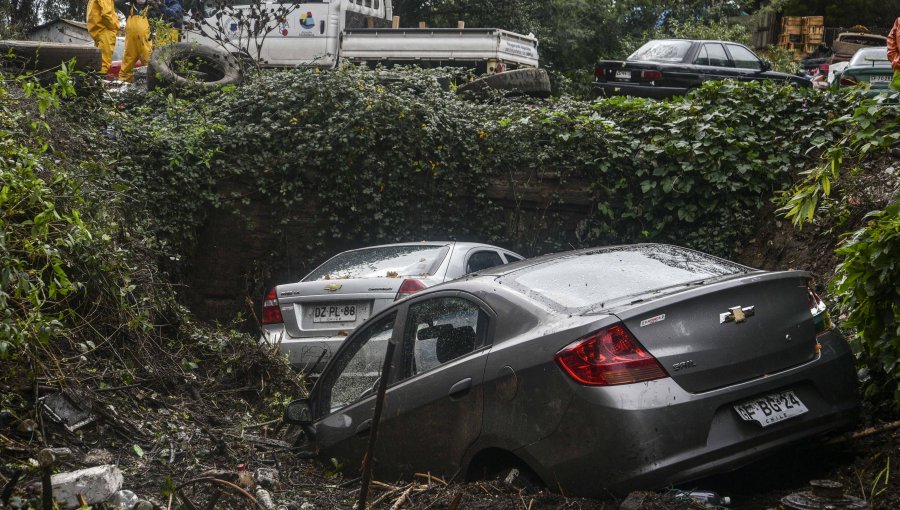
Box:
[448,378,472,400]
[356,419,372,437]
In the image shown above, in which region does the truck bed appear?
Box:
[340,28,539,69]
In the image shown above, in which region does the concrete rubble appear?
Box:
[46,464,123,509]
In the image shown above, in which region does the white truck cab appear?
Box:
[184,0,539,72]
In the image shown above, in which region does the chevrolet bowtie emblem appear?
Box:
[720,305,755,324]
[324,283,342,292]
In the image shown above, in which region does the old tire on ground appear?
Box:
[457,68,551,98]
[0,40,100,73]
[147,42,242,91]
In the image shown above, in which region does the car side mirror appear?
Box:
[760,61,772,72]
[284,398,313,424]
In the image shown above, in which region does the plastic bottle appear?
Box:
[678,490,731,508]
[255,487,276,510]
[108,489,140,510]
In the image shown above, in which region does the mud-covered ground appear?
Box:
[1,329,897,510]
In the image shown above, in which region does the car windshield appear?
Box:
[627,40,693,63]
[303,245,449,281]
[505,245,747,310]
[849,47,889,66]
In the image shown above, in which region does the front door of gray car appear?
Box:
[312,294,492,480]
[372,293,492,479]
[313,311,401,470]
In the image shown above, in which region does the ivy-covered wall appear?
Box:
[115,68,853,323]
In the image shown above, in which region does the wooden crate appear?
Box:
[802,16,824,27]
[779,34,804,45]
[806,33,824,44]
[804,43,820,54]
[782,16,803,26]
[805,25,825,36]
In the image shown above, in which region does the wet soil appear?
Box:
[1,328,897,510]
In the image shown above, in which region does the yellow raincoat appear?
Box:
[86,0,119,74]
[120,5,152,83]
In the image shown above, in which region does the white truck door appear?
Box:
[185,2,338,67]
[259,1,336,66]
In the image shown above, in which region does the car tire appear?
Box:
[457,68,551,98]
[0,40,101,73]
[147,42,242,91]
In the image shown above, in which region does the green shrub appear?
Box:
[0,70,171,363]
[779,93,900,411]
[117,68,851,277]
[833,198,900,408]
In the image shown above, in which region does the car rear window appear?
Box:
[303,245,449,281]
[505,245,747,310]
[628,40,693,63]
[849,47,889,66]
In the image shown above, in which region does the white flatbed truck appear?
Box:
[175,0,547,94]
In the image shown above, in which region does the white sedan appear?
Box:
[261,242,524,372]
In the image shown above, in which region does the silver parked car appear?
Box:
[285,244,860,496]
[261,242,524,371]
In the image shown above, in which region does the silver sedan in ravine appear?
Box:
[284,244,860,495]
[261,241,523,371]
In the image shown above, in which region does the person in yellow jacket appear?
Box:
[120,0,153,83]
[86,0,119,75]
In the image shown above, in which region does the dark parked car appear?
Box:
[285,244,859,496]
[593,39,811,99]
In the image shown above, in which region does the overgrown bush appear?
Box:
[834,198,900,410]
[115,68,853,285]
[779,93,900,411]
[0,70,182,370]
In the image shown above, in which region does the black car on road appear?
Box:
[593,39,811,99]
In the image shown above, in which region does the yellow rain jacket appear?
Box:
[121,5,152,83]
[86,0,119,74]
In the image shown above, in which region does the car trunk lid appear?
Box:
[614,272,818,393]
[275,279,408,338]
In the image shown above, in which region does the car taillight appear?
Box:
[806,279,833,336]
[554,323,667,386]
[639,69,662,81]
[395,278,427,300]
[262,287,283,324]
[594,67,605,79]
[839,75,857,86]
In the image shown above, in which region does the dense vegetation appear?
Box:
[114,68,848,263]
[107,67,898,410]
[2,66,897,414]
[779,94,900,408]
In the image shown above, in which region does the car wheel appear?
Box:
[457,68,551,98]
[0,40,101,73]
[147,42,243,91]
